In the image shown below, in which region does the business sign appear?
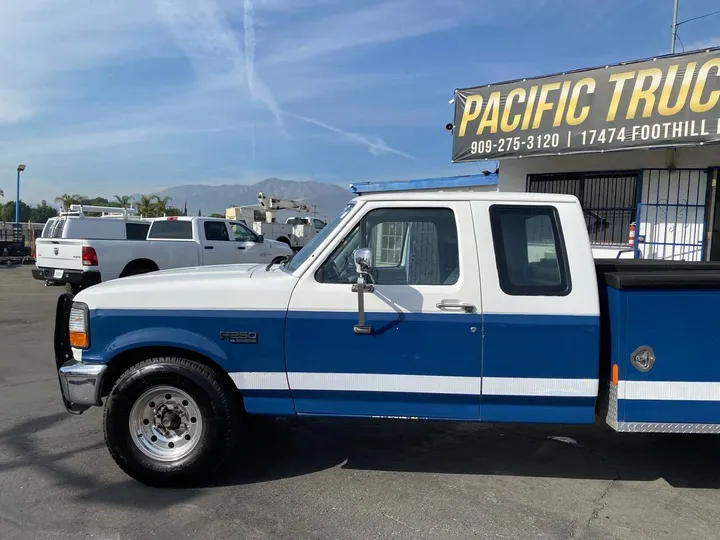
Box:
[452,48,720,162]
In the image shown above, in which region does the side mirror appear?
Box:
[354,247,373,275]
[352,247,374,335]
[257,234,264,243]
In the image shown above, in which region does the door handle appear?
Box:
[204,246,214,250]
[237,246,245,250]
[436,300,476,313]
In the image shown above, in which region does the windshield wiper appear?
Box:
[265,253,293,272]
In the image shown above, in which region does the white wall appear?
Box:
[498,145,719,192]
[498,144,720,260]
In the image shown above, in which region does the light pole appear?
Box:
[15,164,25,241]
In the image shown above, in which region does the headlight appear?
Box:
[69,302,90,349]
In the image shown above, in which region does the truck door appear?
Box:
[229,221,268,263]
[201,220,237,265]
[471,202,601,424]
[285,201,483,420]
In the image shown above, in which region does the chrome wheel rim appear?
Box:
[129,386,203,462]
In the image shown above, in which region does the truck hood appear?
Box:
[150,262,264,277]
[75,263,298,312]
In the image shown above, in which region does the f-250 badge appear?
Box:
[220,331,258,344]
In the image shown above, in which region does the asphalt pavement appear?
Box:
[1,265,719,540]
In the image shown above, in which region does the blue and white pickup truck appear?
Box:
[52,176,720,487]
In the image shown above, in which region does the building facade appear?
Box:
[452,47,720,261]
[498,145,720,260]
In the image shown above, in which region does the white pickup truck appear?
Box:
[33,216,292,294]
[51,175,720,487]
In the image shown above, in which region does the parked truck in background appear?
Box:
[33,215,292,294]
[225,192,326,251]
[50,174,720,487]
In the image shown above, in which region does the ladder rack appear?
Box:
[64,204,139,218]
[349,172,499,196]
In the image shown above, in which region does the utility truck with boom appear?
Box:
[50,174,720,487]
[225,192,325,251]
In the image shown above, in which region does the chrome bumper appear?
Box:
[58,360,107,414]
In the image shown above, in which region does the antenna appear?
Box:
[671,0,679,53]
[671,1,720,53]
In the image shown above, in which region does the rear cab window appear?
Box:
[48,218,67,238]
[148,220,193,240]
[41,219,56,238]
[489,205,571,296]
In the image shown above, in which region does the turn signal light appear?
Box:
[612,364,619,386]
[69,331,88,348]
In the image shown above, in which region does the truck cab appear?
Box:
[51,175,720,487]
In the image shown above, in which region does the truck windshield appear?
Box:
[284,202,356,273]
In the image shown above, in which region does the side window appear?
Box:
[314,219,326,229]
[148,221,193,239]
[489,205,571,296]
[125,222,150,240]
[230,222,258,242]
[316,208,459,286]
[204,221,230,241]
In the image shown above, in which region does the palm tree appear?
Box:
[153,195,171,216]
[136,195,156,217]
[54,194,86,209]
[114,195,134,208]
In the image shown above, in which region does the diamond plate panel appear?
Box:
[605,382,619,431]
[614,422,720,434]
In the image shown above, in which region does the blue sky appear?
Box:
[0,0,719,204]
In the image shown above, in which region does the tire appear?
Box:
[103,356,242,488]
[65,283,83,296]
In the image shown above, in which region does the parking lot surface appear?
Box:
[1,266,719,540]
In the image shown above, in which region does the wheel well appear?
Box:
[120,258,159,277]
[276,236,291,246]
[101,346,242,408]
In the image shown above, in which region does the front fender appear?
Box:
[84,326,229,367]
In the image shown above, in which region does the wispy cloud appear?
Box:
[686,36,720,51]
[284,112,415,159]
[152,0,417,155]
[260,0,467,67]
[243,0,284,129]
[0,90,35,125]
[152,0,245,85]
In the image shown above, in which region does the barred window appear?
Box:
[527,171,638,245]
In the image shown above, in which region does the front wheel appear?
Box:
[103,356,242,487]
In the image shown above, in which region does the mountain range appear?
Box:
[133,178,355,219]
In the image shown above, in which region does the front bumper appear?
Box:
[58,360,107,414]
[32,268,102,287]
